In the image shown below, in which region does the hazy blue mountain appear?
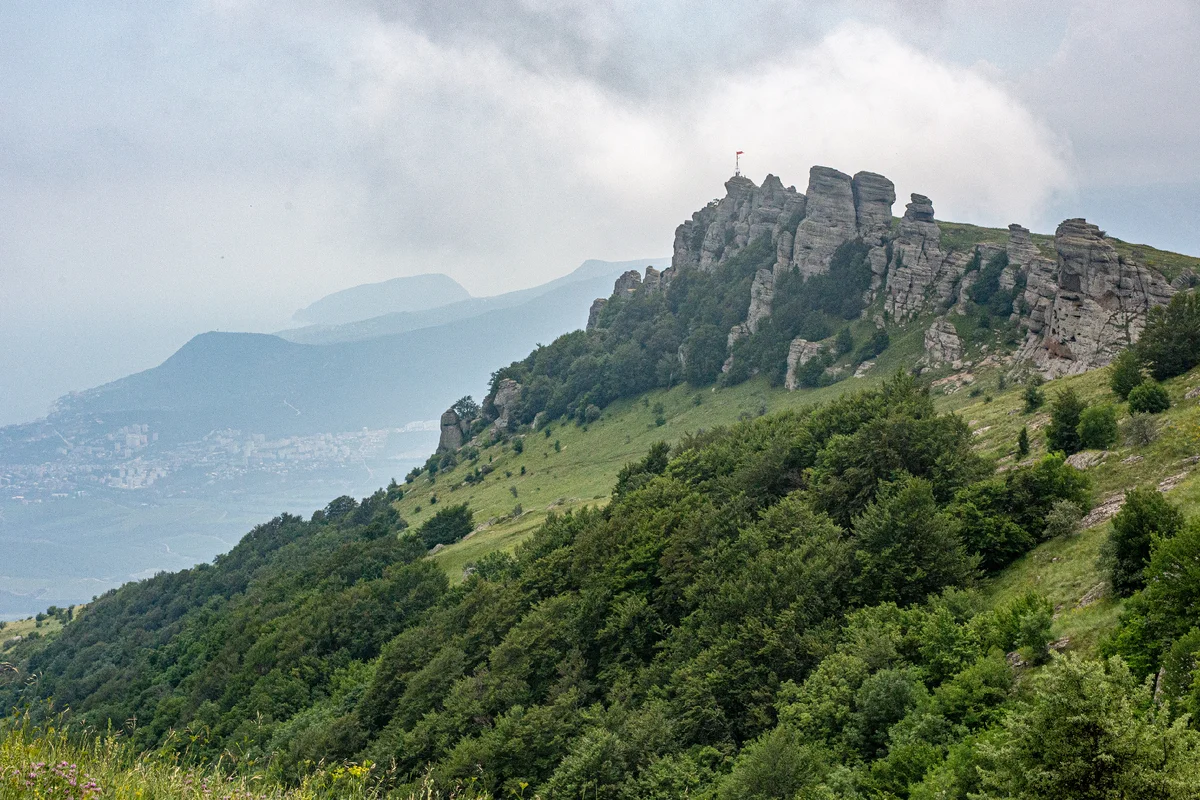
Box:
[279,258,669,345]
[45,271,647,440]
[292,273,471,326]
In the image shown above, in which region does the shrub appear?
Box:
[1101,487,1184,596]
[1045,388,1086,455]
[1023,381,1045,413]
[1109,349,1145,400]
[1017,426,1029,456]
[1123,413,1158,447]
[1127,381,1170,414]
[1077,404,1119,450]
[1043,499,1083,539]
[417,503,474,548]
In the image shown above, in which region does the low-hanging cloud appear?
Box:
[347,19,1072,291]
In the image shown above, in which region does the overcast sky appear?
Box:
[3,0,1199,424]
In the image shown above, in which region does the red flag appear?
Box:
[736,151,744,155]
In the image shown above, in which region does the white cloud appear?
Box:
[698,24,1073,226]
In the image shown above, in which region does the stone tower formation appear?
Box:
[589,164,1183,383]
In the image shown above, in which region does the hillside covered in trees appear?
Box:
[9,360,1200,797]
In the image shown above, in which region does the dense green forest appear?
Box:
[10,371,1200,797]
[479,236,885,430]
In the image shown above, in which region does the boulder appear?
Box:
[923,319,964,367]
[791,166,858,277]
[784,338,826,390]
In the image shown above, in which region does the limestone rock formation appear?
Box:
[923,319,964,367]
[490,378,523,432]
[438,409,466,452]
[745,269,774,335]
[1016,219,1174,376]
[784,338,827,391]
[614,270,642,295]
[671,174,805,273]
[791,167,858,277]
[884,194,951,321]
[643,266,662,292]
[852,171,896,247]
[586,298,607,331]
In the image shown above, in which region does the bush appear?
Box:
[1023,381,1045,413]
[1077,404,1119,450]
[1123,413,1158,447]
[1109,349,1145,400]
[1127,381,1170,414]
[1045,388,1086,455]
[1101,487,1184,597]
[1017,426,1029,456]
[1043,499,1083,539]
[854,330,890,365]
[416,503,474,548]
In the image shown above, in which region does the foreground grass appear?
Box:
[0,714,493,800]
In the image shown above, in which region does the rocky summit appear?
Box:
[589,166,1183,387]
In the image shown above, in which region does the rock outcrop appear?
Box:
[490,378,522,432]
[884,194,951,321]
[1016,219,1175,376]
[745,269,774,334]
[671,174,805,273]
[923,319,964,367]
[586,298,607,331]
[614,270,642,295]
[791,167,859,277]
[784,338,827,390]
[437,409,467,452]
[852,171,896,247]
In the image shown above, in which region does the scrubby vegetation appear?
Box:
[16,374,1197,798]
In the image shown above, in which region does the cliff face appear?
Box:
[605,167,1179,390]
[1016,219,1175,376]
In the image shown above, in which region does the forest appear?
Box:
[9,369,1200,798]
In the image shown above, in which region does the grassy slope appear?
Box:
[952,364,1200,656]
[399,321,928,581]
[404,339,1200,662]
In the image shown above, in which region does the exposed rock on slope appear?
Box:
[1017,219,1175,376]
[784,338,827,390]
[490,378,522,432]
[438,409,468,452]
[671,174,805,274]
[923,320,965,367]
[884,194,952,321]
[791,167,859,277]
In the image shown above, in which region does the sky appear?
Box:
[3,0,1200,425]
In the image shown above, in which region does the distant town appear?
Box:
[0,420,439,502]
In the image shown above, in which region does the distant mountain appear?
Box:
[292,273,471,327]
[279,258,670,345]
[44,270,655,441]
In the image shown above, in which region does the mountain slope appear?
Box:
[9,362,1200,797]
[293,273,471,326]
[43,274,630,440]
[279,258,669,345]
